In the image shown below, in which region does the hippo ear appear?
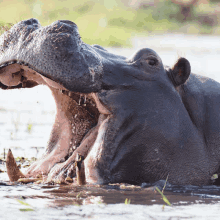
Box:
[170,58,191,86]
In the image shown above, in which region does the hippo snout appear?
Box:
[23,18,39,26]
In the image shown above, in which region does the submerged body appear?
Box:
[1,19,220,186]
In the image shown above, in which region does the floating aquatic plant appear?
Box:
[17,198,35,212]
[125,198,131,205]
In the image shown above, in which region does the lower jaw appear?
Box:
[38,87,104,179]
[84,115,110,185]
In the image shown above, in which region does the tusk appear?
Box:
[6,149,26,181]
[75,153,86,185]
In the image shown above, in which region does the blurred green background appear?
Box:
[0,0,220,47]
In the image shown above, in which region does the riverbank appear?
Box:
[1,0,220,47]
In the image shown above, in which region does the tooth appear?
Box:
[76,153,86,185]
[68,91,72,96]
[22,82,26,87]
[8,61,16,65]
[6,149,26,181]
[79,95,81,105]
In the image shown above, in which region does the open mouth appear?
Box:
[0,60,110,183]
[0,18,113,184]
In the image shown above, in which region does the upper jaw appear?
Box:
[0,18,103,93]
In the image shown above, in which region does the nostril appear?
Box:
[59,20,77,27]
[50,20,78,34]
[24,20,32,25]
[31,18,39,24]
[24,18,39,26]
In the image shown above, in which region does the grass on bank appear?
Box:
[0,0,220,47]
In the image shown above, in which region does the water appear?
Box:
[0,86,55,159]
[1,34,220,219]
[1,177,220,219]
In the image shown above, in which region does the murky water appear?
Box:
[1,172,220,219]
[1,34,220,219]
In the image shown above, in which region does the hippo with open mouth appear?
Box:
[1,18,220,186]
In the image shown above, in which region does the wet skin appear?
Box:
[1,18,220,186]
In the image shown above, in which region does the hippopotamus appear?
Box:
[1,18,220,186]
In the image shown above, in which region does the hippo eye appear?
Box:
[146,58,158,66]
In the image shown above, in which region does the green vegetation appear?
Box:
[0,0,220,47]
[17,198,35,211]
[156,175,171,207]
[27,122,33,134]
[76,192,82,199]
[156,187,171,206]
[0,22,13,35]
[211,173,218,180]
[124,198,131,204]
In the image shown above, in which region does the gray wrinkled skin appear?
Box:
[1,18,220,186]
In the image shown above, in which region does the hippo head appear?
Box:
[0,19,201,186]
